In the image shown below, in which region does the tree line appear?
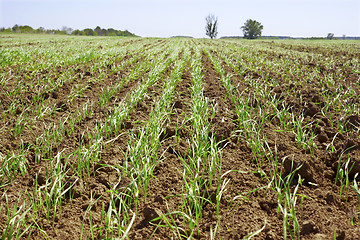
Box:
[0,25,137,37]
[206,14,263,39]
[205,15,345,40]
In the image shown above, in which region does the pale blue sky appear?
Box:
[1,0,359,38]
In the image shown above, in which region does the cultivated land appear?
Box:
[0,34,360,239]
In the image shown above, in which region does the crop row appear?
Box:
[0,35,360,239]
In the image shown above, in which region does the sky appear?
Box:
[1,0,359,38]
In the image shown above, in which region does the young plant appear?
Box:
[352,173,360,224]
[1,193,32,239]
[37,151,77,221]
[266,143,304,240]
[334,151,355,201]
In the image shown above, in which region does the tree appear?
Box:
[95,26,104,36]
[12,24,20,33]
[61,26,73,35]
[327,33,334,40]
[205,14,218,39]
[241,19,263,39]
[37,27,46,33]
[84,28,96,36]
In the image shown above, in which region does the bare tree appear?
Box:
[61,26,73,35]
[327,33,334,40]
[205,14,218,39]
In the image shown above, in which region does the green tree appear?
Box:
[107,31,117,36]
[37,27,46,33]
[72,30,83,35]
[84,28,96,36]
[20,25,34,33]
[241,19,263,39]
[95,26,104,36]
[12,24,20,32]
[205,14,218,39]
[0,28,11,33]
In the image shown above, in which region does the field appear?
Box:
[0,34,360,239]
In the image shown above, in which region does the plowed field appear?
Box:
[1,35,360,239]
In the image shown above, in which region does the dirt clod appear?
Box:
[301,220,317,235]
[345,115,360,130]
[143,207,161,223]
[173,100,183,109]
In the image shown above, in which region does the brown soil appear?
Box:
[205,42,360,239]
